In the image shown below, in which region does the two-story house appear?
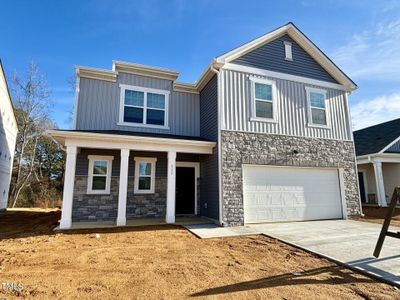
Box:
[0,60,18,210]
[50,23,361,229]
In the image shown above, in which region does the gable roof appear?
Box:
[76,22,356,93]
[215,22,357,91]
[353,118,400,156]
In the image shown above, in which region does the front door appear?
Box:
[358,172,367,203]
[176,167,195,215]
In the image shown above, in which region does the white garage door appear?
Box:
[243,166,343,223]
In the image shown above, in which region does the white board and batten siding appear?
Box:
[242,165,343,223]
[220,69,352,141]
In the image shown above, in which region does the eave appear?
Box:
[48,130,216,155]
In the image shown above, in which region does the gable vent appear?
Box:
[284,41,293,61]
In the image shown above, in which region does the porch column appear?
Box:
[60,145,77,229]
[117,148,130,226]
[166,151,176,223]
[373,161,387,207]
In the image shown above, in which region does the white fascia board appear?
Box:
[173,82,199,94]
[379,135,400,154]
[75,66,118,82]
[356,153,400,164]
[48,130,216,154]
[216,25,289,64]
[223,63,349,91]
[112,60,179,81]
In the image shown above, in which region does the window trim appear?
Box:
[134,157,157,194]
[118,84,170,129]
[305,87,330,129]
[249,77,278,123]
[87,155,114,195]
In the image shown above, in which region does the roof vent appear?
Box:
[284,41,293,61]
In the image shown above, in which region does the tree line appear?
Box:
[8,62,65,208]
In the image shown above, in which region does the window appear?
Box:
[87,155,113,194]
[284,41,293,61]
[306,87,328,127]
[250,77,277,122]
[119,84,169,128]
[134,157,157,194]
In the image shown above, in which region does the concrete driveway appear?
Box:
[249,220,400,287]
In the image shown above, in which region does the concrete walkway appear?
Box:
[185,220,400,287]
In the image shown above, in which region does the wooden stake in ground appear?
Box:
[373,187,400,258]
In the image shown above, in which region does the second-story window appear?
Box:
[250,77,278,122]
[119,84,169,128]
[306,87,328,127]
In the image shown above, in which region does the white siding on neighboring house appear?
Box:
[0,63,17,210]
[220,69,352,141]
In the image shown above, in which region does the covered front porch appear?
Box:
[49,130,216,229]
[357,153,400,207]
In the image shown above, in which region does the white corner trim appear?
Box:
[118,84,170,129]
[249,76,279,123]
[338,168,348,219]
[176,162,200,215]
[72,73,80,130]
[305,86,331,129]
[87,155,114,195]
[134,157,157,194]
[223,63,349,91]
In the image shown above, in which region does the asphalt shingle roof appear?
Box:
[353,118,400,156]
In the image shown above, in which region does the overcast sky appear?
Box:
[1,0,399,130]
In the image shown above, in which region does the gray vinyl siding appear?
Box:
[232,34,338,84]
[386,140,400,153]
[221,69,352,141]
[75,73,200,136]
[200,75,218,140]
[199,75,219,220]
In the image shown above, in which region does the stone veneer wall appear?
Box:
[126,177,167,219]
[221,130,361,226]
[72,176,119,222]
[72,176,168,222]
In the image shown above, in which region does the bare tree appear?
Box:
[9,62,52,207]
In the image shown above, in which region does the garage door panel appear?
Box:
[243,166,343,223]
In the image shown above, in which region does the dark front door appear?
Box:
[176,167,195,215]
[358,172,367,203]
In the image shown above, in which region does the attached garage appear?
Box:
[242,165,344,223]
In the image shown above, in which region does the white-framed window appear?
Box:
[306,87,329,127]
[87,155,114,194]
[284,41,293,61]
[250,77,278,122]
[118,84,169,129]
[134,157,157,194]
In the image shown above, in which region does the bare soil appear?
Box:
[0,209,398,299]
[356,206,400,227]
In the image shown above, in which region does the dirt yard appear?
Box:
[357,206,400,227]
[0,209,398,299]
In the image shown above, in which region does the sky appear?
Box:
[1,0,400,130]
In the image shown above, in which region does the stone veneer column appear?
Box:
[60,145,77,229]
[117,148,130,226]
[166,151,176,223]
[373,161,387,207]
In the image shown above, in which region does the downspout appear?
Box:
[209,61,224,226]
